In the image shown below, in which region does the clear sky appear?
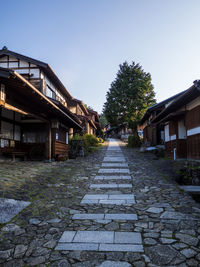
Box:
[1,0,200,113]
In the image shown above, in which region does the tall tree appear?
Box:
[104,61,156,132]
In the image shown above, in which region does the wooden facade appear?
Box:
[141,91,187,147]
[68,99,99,136]
[152,81,200,159]
[0,48,82,160]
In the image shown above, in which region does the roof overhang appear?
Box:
[152,83,200,124]
[0,67,82,129]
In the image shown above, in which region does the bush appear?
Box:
[127,135,141,148]
[83,134,99,147]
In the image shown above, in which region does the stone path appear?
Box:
[0,139,200,266]
[56,139,142,253]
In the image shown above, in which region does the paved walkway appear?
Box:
[56,139,142,253]
[0,139,200,266]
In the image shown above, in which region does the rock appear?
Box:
[26,256,46,265]
[14,245,27,258]
[143,232,159,238]
[134,261,145,267]
[68,251,81,260]
[32,247,49,257]
[160,238,176,244]
[142,254,150,263]
[0,249,13,260]
[144,238,157,245]
[160,211,188,220]
[175,233,199,246]
[69,209,81,214]
[29,218,41,225]
[124,252,142,262]
[14,228,25,236]
[47,218,61,223]
[104,222,119,230]
[50,259,71,267]
[1,224,20,232]
[186,259,199,266]
[49,227,60,234]
[146,207,163,214]
[50,251,63,261]
[3,259,24,267]
[43,239,57,249]
[180,248,197,258]
[145,245,178,265]
[98,261,131,267]
[172,243,188,250]
[106,252,123,261]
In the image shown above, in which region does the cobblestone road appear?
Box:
[0,139,200,266]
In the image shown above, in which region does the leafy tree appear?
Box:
[99,113,108,129]
[103,61,156,132]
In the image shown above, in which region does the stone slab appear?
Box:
[94,176,131,180]
[99,244,144,252]
[72,214,104,220]
[73,231,114,243]
[98,169,130,174]
[180,185,200,194]
[109,194,134,200]
[81,199,99,204]
[90,184,132,189]
[83,194,108,200]
[0,198,30,223]
[102,163,128,167]
[103,158,126,162]
[114,232,142,244]
[55,243,99,251]
[59,231,76,242]
[72,213,137,221]
[99,200,126,205]
[105,214,137,220]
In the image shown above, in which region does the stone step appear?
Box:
[102,163,128,167]
[55,230,143,252]
[179,185,200,194]
[103,157,126,162]
[90,184,132,189]
[72,213,138,220]
[94,175,132,180]
[81,194,135,205]
[98,169,130,174]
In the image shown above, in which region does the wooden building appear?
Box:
[68,99,99,136]
[0,47,82,160]
[152,80,200,159]
[141,91,186,146]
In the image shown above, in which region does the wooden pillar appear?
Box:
[45,123,52,160]
[69,128,73,138]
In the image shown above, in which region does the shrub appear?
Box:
[83,134,99,147]
[127,135,141,148]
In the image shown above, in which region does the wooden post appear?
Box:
[45,123,52,161]
[69,128,73,138]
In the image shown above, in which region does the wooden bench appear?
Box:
[3,151,27,161]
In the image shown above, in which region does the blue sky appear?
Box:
[1,0,200,113]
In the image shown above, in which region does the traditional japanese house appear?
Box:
[141,91,186,146]
[87,109,101,135]
[152,80,200,159]
[68,99,98,136]
[0,47,82,160]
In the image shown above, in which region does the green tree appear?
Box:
[103,61,156,132]
[99,113,108,129]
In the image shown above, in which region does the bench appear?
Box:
[3,151,27,161]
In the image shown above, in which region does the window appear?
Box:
[1,84,5,101]
[66,132,68,144]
